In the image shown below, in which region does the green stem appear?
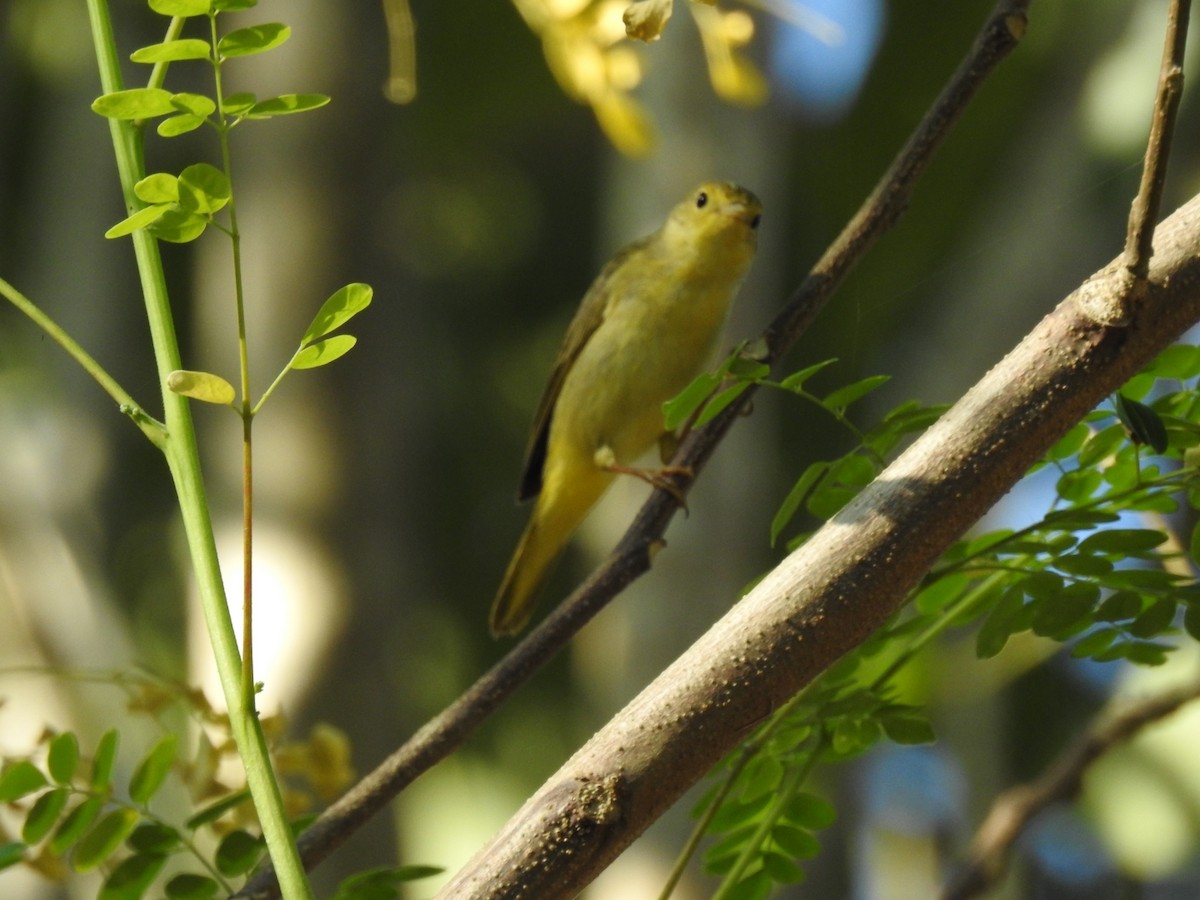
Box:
[0,277,166,447]
[208,10,257,714]
[85,3,311,898]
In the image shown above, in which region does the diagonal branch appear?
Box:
[436,190,1200,899]
[237,2,1032,896]
[941,682,1200,900]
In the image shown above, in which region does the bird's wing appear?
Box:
[516,238,645,501]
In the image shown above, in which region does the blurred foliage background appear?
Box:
[3,0,1200,897]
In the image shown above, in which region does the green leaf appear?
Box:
[664,370,721,430]
[709,794,771,833]
[1056,468,1102,503]
[697,380,755,427]
[292,335,357,369]
[135,173,179,204]
[0,761,48,801]
[1077,424,1126,466]
[770,824,820,859]
[106,205,170,239]
[215,829,265,876]
[740,755,783,801]
[0,842,25,871]
[93,88,176,120]
[1078,529,1167,555]
[149,206,208,243]
[49,796,105,854]
[1149,344,1200,379]
[149,0,212,15]
[1108,393,1166,453]
[48,732,80,784]
[1183,603,1200,642]
[158,114,207,137]
[822,374,889,410]
[763,851,805,884]
[975,586,1027,658]
[1128,599,1176,639]
[1030,583,1098,639]
[75,808,139,871]
[221,91,257,114]
[302,283,374,344]
[880,713,935,745]
[770,462,829,546]
[171,93,217,116]
[165,873,221,899]
[1071,627,1119,659]
[22,787,69,843]
[168,369,235,405]
[777,358,838,392]
[186,788,251,828]
[217,23,291,58]
[1095,590,1143,622]
[129,734,177,804]
[213,0,257,9]
[92,729,119,790]
[1048,423,1090,460]
[783,792,836,830]
[331,866,445,899]
[99,851,168,900]
[245,93,332,118]
[177,163,230,214]
[1053,553,1113,577]
[128,821,181,853]
[130,39,212,63]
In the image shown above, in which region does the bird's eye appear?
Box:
[695,191,708,209]
[750,214,762,229]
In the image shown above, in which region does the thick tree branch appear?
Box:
[941,682,1200,900]
[237,3,1034,896]
[437,194,1200,897]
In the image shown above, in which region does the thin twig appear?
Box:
[1123,0,1191,281]
[237,2,1033,895]
[941,682,1200,900]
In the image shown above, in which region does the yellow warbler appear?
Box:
[490,181,762,636]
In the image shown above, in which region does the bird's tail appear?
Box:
[489,512,565,636]
[489,463,612,636]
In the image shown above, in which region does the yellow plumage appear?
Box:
[490,181,762,636]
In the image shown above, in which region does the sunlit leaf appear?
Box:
[244,93,331,118]
[167,370,236,405]
[221,91,257,114]
[149,0,212,15]
[158,114,207,137]
[302,283,373,344]
[291,335,357,369]
[130,39,212,63]
[217,23,290,58]
[177,163,230,214]
[93,88,176,120]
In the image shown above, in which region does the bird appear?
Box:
[489,181,762,636]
